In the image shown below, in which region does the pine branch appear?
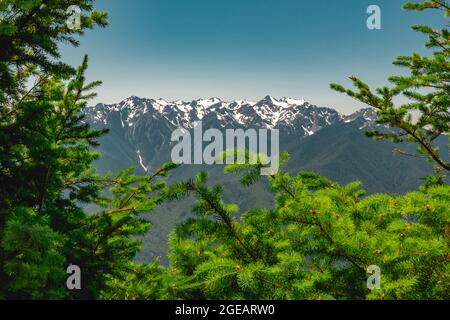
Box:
[185,180,259,261]
[268,174,367,273]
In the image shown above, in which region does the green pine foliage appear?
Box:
[1,206,66,299]
[0,0,107,102]
[164,158,449,300]
[331,0,450,179]
[100,260,170,300]
[0,0,177,299]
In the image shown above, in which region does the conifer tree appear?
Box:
[0,0,177,299]
[166,153,449,300]
[0,0,107,102]
[331,0,450,184]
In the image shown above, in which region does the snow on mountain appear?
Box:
[85,95,351,137]
[343,108,379,129]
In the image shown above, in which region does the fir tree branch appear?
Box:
[119,165,169,209]
[269,175,367,273]
[185,181,258,261]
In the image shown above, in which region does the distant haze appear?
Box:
[62,0,442,114]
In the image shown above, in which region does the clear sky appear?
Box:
[62,0,442,114]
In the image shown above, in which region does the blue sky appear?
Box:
[62,0,441,114]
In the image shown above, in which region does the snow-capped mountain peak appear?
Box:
[85,96,376,137]
[279,97,306,106]
[195,97,222,108]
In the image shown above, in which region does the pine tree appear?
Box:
[331,0,450,183]
[0,0,177,299]
[0,0,107,102]
[166,153,449,299]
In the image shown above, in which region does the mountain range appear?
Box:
[85,95,446,263]
[85,95,378,174]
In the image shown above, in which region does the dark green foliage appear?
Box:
[0,47,178,298]
[0,0,177,299]
[1,206,66,299]
[0,0,107,101]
